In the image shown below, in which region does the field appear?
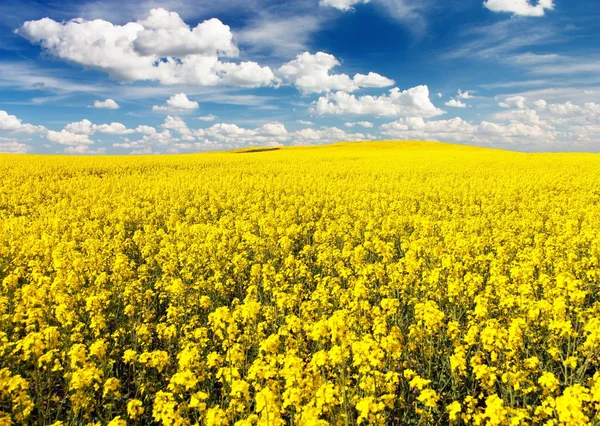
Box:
[1,141,599,425]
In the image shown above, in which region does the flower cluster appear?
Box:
[1,142,599,424]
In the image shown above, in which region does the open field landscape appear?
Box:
[1,142,600,425]
[1,0,599,424]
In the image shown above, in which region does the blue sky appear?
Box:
[0,0,599,154]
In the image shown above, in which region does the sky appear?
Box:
[0,0,599,154]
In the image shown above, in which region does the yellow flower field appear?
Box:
[1,141,599,425]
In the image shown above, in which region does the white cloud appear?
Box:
[379,98,600,150]
[292,126,366,145]
[381,116,477,139]
[499,95,527,109]
[353,73,395,88]
[0,110,25,131]
[162,115,194,140]
[259,123,288,136]
[0,110,46,133]
[297,120,314,125]
[134,9,238,57]
[345,121,374,128]
[484,0,554,17]
[63,119,145,135]
[313,85,445,117]
[47,130,93,145]
[492,108,544,125]
[198,114,217,121]
[153,93,199,112]
[147,130,176,145]
[17,9,277,87]
[0,140,31,153]
[64,145,107,155]
[135,125,157,135]
[279,52,394,94]
[437,92,443,98]
[93,99,120,109]
[319,0,370,11]
[5,95,600,153]
[445,99,467,108]
[192,121,291,147]
[547,101,600,117]
[65,119,94,135]
[20,124,48,134]
[216,61,277,88]
[94,122,136,135]
[200,123,254,137]
[380,116,552,147]
[457,89,474,99]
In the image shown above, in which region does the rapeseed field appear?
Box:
[1,141,599,425]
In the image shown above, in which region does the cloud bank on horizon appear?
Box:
[0,0,598,154]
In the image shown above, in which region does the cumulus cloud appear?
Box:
[445,99,467,108]
[380,116,553,146]
[63,119,149,136]
[353,73,396,88]
[259,123,288,136]
[198,114,217,122]
[217,61,277,87]
[457,89,474,99]
[345,121,374,128]
[64,145,107,155]
[0,140,31,153]
[381,117,477,139]
[279,52,394,94]
[110,117,294,152]
[547,101,595,116]
[50,119,162,152]
[94,122,137,135]
[379,97,600,150]
[499,95,527,109]
[47,130,94,145]
[194,122,289,144]
[292,127,366,145]
[134,9,238,57]
[17,8,276,87]
[93,99,120,109]
[312,85,445,117]
[162,115,195,140]
[65,119,94,135]
[484,0,554,17]
[0,110,46,133]
[297,120,314,125]
[319,0,370,11]
[153,93,199,112]
[135,125,157,135]
[0,110,25,131]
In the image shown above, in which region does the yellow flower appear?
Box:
[103,377,121,398]
[446,401,461,421]
[122,349,137,364]
[417,389,439,408]
[483,395,507,426]
[205,407,229,426]
[539,372,560,393]
[106,416,127,426]
[127,399,144,420]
